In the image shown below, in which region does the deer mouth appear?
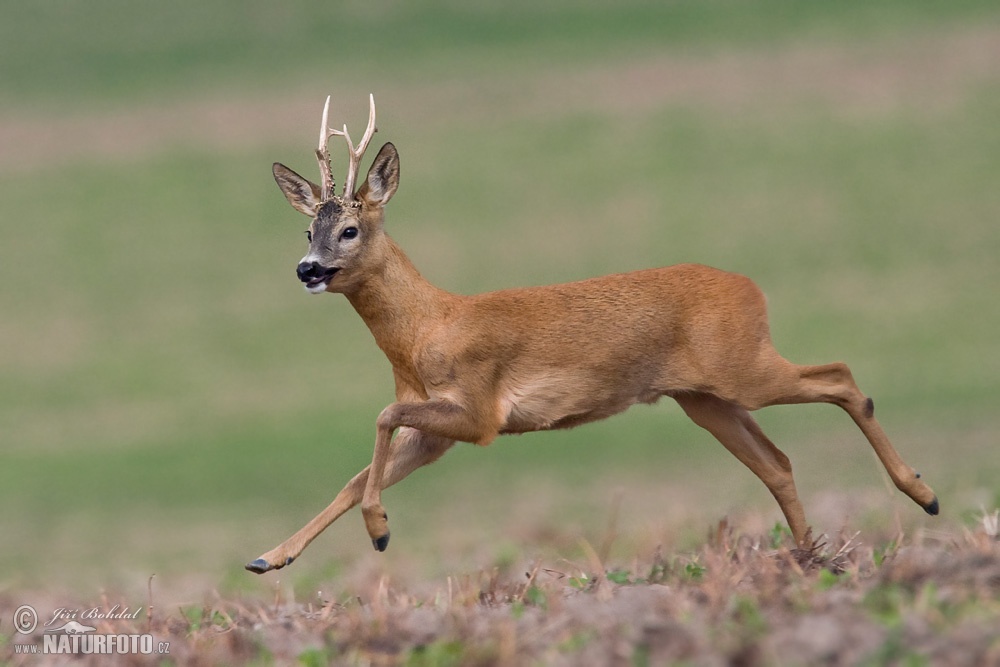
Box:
[303,268,339,293]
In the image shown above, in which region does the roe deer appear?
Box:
[246,95,938,574]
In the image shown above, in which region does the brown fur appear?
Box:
[246,130,937,574]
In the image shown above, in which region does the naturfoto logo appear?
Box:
[11,604,170,657]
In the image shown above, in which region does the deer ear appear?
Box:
[358,143,400,207]
[273,163,322,216]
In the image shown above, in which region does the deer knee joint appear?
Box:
[376,404,402,432]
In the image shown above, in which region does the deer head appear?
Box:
[272,95,400,294]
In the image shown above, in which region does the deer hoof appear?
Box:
[923,496,940,516]
[372,533,390,552]
[245,556,294,574]
[245,558,272,574]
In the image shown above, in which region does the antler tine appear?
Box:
[338,93,378,201]
[314,95,338,201]
[314,94,379,202]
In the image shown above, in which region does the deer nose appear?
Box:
[296,261,322,282]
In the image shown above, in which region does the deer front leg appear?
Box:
[363,400,497,551]
[246,428,454,573]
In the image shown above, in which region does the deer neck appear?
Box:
[345,235,451,369]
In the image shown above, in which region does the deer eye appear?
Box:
[305,230,312,243]
[340,227,359,241]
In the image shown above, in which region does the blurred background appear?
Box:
[1,0,998,603]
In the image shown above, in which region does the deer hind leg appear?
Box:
[757,359,938,516]
[246,428,454,574]
[675,392,811,546]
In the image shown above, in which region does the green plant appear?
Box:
[405,640,466,667]
[817,569,840,591]
[684,560,707,581]
[873,540,899,568]
[769,522,792,548]
[607,569,632,585]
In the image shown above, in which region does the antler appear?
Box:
[315,95,338,201]
[315,94,378,203]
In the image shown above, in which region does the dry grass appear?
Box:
[5,513,998,666]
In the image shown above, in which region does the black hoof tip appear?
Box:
[924,497,940,516]
[246,558,271,574]
[372,533,390,552]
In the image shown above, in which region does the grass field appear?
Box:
[2,1,999,663]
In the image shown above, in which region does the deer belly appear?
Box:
[497,374,646,434]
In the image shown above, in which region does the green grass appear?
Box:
[1,0,999,596]
[2,0,998,111]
